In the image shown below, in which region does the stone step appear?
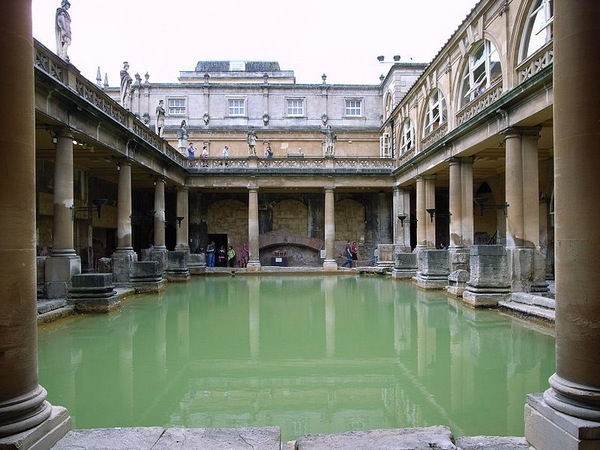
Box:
[499,299,555,323]
[510,292,555,309]
[37,300,74,325]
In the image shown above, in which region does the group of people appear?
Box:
[205,241,249,268]
[341,240,359,268]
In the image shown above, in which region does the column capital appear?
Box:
[501,126,542,139]
[324,186,336,192]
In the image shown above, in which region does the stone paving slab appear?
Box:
[51,427,281,450]
[294,425,458,449]
[455,436,531,449]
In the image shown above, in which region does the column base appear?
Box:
[462,289,510,307]
[0,405,71,449]
[45,255,81,299]
[525,393,600,450]
[246,260,261,272]
[111,248,138,284]
[323,259,338,272]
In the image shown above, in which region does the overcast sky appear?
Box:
[32,0,478,86]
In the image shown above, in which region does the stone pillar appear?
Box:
[0,1,70,444]
[461,157,474,247]
[504,127,543,293]
[175,187,189,253]
[425,176,436,249]
[448,158,469,272]
[112,161,137,283]
[504,128,524,248]
[153,178,166,249]
[393,187,411,251]
[45,128,81,298]
[151,178,167,273]
[526,2,600,448]
[247,187,261,272]
[323,187,338,271]
[415,176,427,250]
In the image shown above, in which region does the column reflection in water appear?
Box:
[38,276,554,441]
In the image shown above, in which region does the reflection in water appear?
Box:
[38,276,554,441]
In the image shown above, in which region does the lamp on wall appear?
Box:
[473,197,509,216]
[71,198,108,220]
[426,208,451,222]
[397,213,417,227]
[165,216,185,228]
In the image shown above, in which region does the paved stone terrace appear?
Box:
[51,425,531,449]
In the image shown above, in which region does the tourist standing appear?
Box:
[240,243,249,268]
[227,246,236,267]
[217,245,226,266]
[351,241,359,263]
[206,241,215,267]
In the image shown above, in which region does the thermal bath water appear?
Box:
[38,275,555,442]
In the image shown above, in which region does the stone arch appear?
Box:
[272,199,308,236]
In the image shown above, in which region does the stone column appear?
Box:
[415,176,427,250]
[151,178,167,273]
[153,178,166,249]
[323,187,338,271]
[247,187,261,272]
[448,158,469,272]
[175,187,189,253]
[461,157,474,248]
[504,128,524,248]
[45,128,81,298]
[0,1,70,444]
[526,1,600,448]
[112,161,137,283]
[504,127,543,292]
[425,176,436,249]
[448,158,463,248]
[393,187,411,251]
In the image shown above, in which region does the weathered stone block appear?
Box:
[69,273,119,313]
[392,252,417,279]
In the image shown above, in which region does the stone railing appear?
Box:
[421,122,448,150]
[34,40,187,168]
[517,42,553,84]
[456,81,504,126]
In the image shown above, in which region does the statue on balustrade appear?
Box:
[55,0,71,61]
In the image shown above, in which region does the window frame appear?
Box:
[286,98,305,117]
[521,0,553,61]
[460,39,502,106]
[400,119,415,154]
[345,99,363,117]
[167,98,186,116]
[423,89,447,136]
[227,98,247,117]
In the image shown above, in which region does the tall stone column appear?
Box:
[525,1,600,448]
[0,0,70,445]
[247,187,261,272]
[378,191,391,243]
[45,128,81,298]
[323,187,338,271]
[151,178,167,273]
[175,187,189,253]
[153,178,166,249]
[504,127,542,292]
[460,157,474,248]
[112,161,137,283]
[424,176,436,249]
[448,158,469,272]
[448,158,463,248]
[393,187,411,251]
[415,176,427,250]
[504,128,525,248]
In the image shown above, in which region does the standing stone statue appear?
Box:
[155,100,166,137]
[120,61,133,109]
[247,127,258,156]
[177,120,188,153]
[55,0,72,62]
[321,125,337,156]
